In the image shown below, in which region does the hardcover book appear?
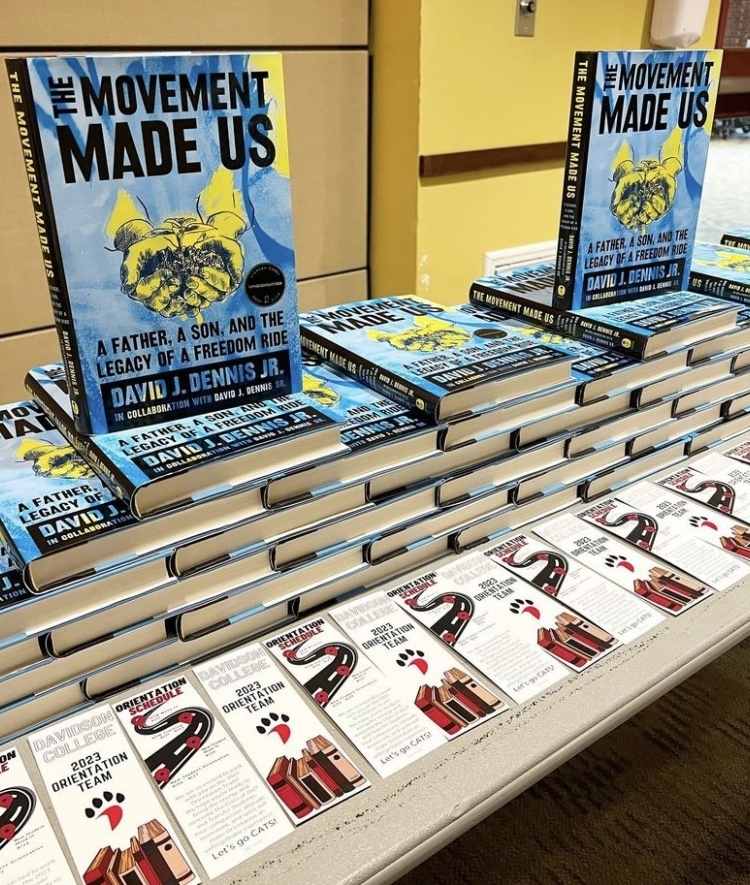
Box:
[554,49,722,309]
[7,52,302,434]
[721,228,750,251]
[458,300,687,404]
[264,357,440,507]
[469,265,737,360]
[299,295,573,421]
[26,362,345,517]
[689,241,750,304]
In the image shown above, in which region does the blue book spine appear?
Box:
[7,53,302,434]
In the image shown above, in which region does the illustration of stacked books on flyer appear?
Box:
[387,558,616,705]
[0,746,78,885]
[553,48,722,310]
[534,512,713,615]
[575,488,750,591]
[7,52,302,435]
[29,705,200,885]
[112,676,292,875]
[330,593,508,738]
[264,618,447,777]
[193,642,369,822]
[480,532,664,642]
[299,296,574,422]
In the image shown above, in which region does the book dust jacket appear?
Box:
[555,50,722,310]
[29,705,201,885]
[113,676,292,875]
[193,643,369,824]
[0,746,77,885]
[7,53,302,434]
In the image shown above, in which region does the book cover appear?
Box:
[554,49,722,309]
[299,295,573,421]
[193,642,369,824]
[0,746,78,885]
[0,399,138,591]
[721,228,750,251]
[265,617,447,776]
[689,241,750,304]
[331,592,508,738]
[7,52,302,434]
[458,301,687,404]
[29,705,200,885]
[575,489,750,591]
[469,266,737,360]
[113,676,292,875]
[482,532,663,641]
[262,357,440,506]
[534,512,713,615]
[26,362,344,518]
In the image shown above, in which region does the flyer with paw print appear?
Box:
[113,675,292,875]
[29,705,201,885]
[193,642,369,824]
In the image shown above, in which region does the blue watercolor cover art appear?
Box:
[458,302,635,389]
[302,358,434,452]
[690,241,750,301]
[301,296,573,414]
[21,53,302,433]
[556,49,722,309]
[28,363,341,503]
[0,400,134,567]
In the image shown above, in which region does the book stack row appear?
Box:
[4,285,750,742]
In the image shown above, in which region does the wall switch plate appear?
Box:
[515,0,537,37]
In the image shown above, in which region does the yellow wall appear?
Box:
[370,0,724,304]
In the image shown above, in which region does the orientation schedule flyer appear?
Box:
[0,746,77,885]
[113,676,293,876]
[265,618,447,776]
[29,705,201,885]
[193,642,370,823]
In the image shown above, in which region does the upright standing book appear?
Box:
[7,52,302,434]
[299,295,573,421]
[554,49,722,309]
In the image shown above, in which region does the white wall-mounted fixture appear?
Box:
[650,0,711,48]
[482,240,556,277]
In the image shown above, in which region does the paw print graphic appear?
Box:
[605,554,627,568]
[256,712,290,736]
[397,649,428,675]
[510,598,535,614]
[84,791,126,830]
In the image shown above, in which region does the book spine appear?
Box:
[302,749,343,797]
[414,687,462,735]
[5,59,92,434]
[131,839,161,885]
[300,327,441,419]
[721,234,750,252]
[267,760,315,819]
[689,271,750,304]
[553,51,598,310]
[24,372,137,506]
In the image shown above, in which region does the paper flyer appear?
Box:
[723,439,750,469]
[331,593,509,739]
[659,453,750,521]
[29,705,201,885]
[264,618,447,777]
[481,532,664,641]
[614,481,750,572]
[534,513,713,615]
[0,746,77,885]
[192,643,370,823]
[387,557,614,704]
[576,491,750,591]
[112,676,292,876]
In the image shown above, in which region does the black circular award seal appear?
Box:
[245,262,286,306]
